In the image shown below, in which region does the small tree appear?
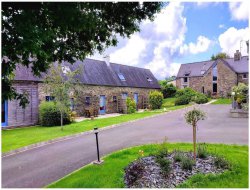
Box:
[43,64,81,130]
[184,108,206,160]
[211,52,230,60]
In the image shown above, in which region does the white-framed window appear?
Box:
[118,73,126,81]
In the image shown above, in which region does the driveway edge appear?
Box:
[2,106,192,157]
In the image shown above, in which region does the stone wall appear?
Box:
[237,73,248,85]
[188,77,204,92]
[176,78,181,89]
[38,84,157,115]
[217,60,237,97]
[7,81,39,127]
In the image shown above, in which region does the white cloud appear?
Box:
[219,24,225,29]
[90,2,212,79]
[229,2,249,21]
[180,36,212,55]
[218,27,250,56]
[109,34,148,66]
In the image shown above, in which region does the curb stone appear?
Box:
[2,105,193,158]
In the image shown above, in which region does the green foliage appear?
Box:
[214,156,230,169]
[173,150,184,162]
[149,91,164,109]
[192,93,208,104]
[39,101,71,126]
[181,156,195,170]
[175,95,190,105]
[2,2,162,107]
[185,108,206,126]
[175,87,197,102]
[232,83,248,103]
[126,97,136,114]
[155,156,171,175]
[160,83,177,98]
[197,143,209,159]
[156,140,169,158]
[211,52,230,60]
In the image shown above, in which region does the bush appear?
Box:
[161,83,177,98]
[175,95,190,105]
[155,156,171,175]
[149,91,163,110]
[39,101,71,126]
[181,156,195,170]
[232,83,248,103]
[173,150,184,162]
[126,97,136,114]
[197,143,209,159]
[175,87,197,102]
[156,140,169,158]
[192,93,208,104]
[214,156,230,169]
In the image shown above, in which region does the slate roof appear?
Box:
[177,56,249,78]
[14,58,160,89]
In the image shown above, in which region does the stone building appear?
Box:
[2,58,160,128]
[176,50,249,97]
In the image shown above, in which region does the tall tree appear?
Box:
[43,64,81,130]
[211,52,230,60]
[2,2,162,107]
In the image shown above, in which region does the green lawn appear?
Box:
[2,100,188,153]
[212,98,232,105]
[48,143,248,188]
[162,97,176,108]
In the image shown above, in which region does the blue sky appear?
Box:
[91,2,249,79]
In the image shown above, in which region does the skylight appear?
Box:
[147,77,153,82]
[118,73,126,81]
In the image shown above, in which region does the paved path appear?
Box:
[2,105,248,188]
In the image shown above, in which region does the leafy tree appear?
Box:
[184,108,206,160]
[211,53,230,60]
[43,64,81,130]
[2,2,162,107]
[161,83,177,98]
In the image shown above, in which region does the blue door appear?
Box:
[99,95,106,114]
[1,100,8,127]
[134,93,138,105]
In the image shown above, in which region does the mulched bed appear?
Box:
[124,152,226,188]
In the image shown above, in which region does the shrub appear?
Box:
[161,83,177,98]
[173,150,184,162]
[197,143,209,159]
[175,95,190,105]
[181,156,195,170]
[126,97,136,114]
[149,91,163,110]
[175,87,197,102]
[232,83,248,103]
[156,140,169,158]
[214,156,230,169]
[39,101,71,126]
[192,93,208,104]
[155,156,171,175]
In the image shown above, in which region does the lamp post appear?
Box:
[93,127,104,165]
[231,91,236,109]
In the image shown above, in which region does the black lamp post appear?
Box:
[93,127,103,164]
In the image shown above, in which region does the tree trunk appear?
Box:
[60,111,63,131]
[193,124,196,160]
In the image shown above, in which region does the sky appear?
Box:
[89,1,249,80]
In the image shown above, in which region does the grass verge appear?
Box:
[47,143,248,188]
[212,98,232,105]
[2,101,189,153]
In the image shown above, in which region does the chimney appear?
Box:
[234,50,241,61]
[103,55,110,67]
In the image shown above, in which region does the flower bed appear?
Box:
[124,151,228,188]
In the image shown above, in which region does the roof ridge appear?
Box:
[182,59,214,65]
